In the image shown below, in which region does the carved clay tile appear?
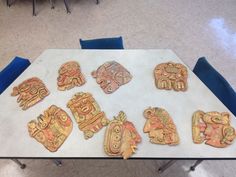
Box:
[57,61,86,91]
[154,62,188,91]
[143,107,180,145]
[11,77,50,110]
[192,110,236,148]
[91,61,132,94]
[28,105,73,152]
[104,111,141,159]
[67,92,109,139]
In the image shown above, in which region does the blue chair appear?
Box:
[193,57,236,116]
[80,37,124,49]
[0,57,31,94]
[159,57,236,173]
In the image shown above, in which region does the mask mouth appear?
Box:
[101,81,109,89]
[148,131,157,139]
[204,134,211,140]
[143,128,150,133]
[148,134,155,139]
[81,106,90,113]
[97,79,109,89]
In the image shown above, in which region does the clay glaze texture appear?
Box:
[57,61,86,91]
[91,61,132,94]
[11,77,50,110]
[28,105,73,152]
[192,110,236,148]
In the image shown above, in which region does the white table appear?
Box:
[0,49,235,159]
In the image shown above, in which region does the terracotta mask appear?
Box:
[57,61,86,91]
[91,61,132,94]
[143,107,180,145]
[28,105,73,152]
[192,110,236,148]
[11,77,50,110]
[154,62,188,91]
[67,92,109,139]
[104,111,141,159]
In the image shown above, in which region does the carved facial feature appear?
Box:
[75,97,94,116]
[92,61,132,94]
[192,111,236,148]
[143,107,180,145]
[28,105,73,152]
[11,77,50,110]
[67,92,109,139]
[104,111,141,159]
[57,61,86,91]
[154,62,188,91]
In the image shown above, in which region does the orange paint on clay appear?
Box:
[143,107,180,145]
[67,92,109,139]
[91,61,132,94]
[154,62,188,91]
[57,61,86,91]
[104,111,141,159]
[11,77,50,110]
[28,105,73,152]
[192,110,236,148]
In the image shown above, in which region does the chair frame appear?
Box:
[6,0,71,16]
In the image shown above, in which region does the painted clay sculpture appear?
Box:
[28,105,73,152]
[192,110,236,148]
[57,61,86,91]
[154,62,188,91]
[11,77,50,110]
[67,92,109,139]
[104,111,141,159]
[91,61,132,94]
[143,107,180,145]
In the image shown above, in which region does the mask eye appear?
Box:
[114,125,121,133]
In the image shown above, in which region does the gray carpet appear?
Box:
[0,0,236,89]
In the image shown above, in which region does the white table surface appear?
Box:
[0,49,235,158]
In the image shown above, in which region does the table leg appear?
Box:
[96,0,99,4]
[52,159,62,166]
[63,0,71,14]
[158,160,177,174]
[50,0,55,9]
[32,0,36,16]
[190,160,203,171]
[11,159,26,169]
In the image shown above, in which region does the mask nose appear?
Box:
[143,120,151,133]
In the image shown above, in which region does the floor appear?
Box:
[0,0,236,176]
[1,159,236,177]
[0,0,236,89]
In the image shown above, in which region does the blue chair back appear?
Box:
[193,57,236,116]
[80,37,124,49]
[0,57,31,94]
